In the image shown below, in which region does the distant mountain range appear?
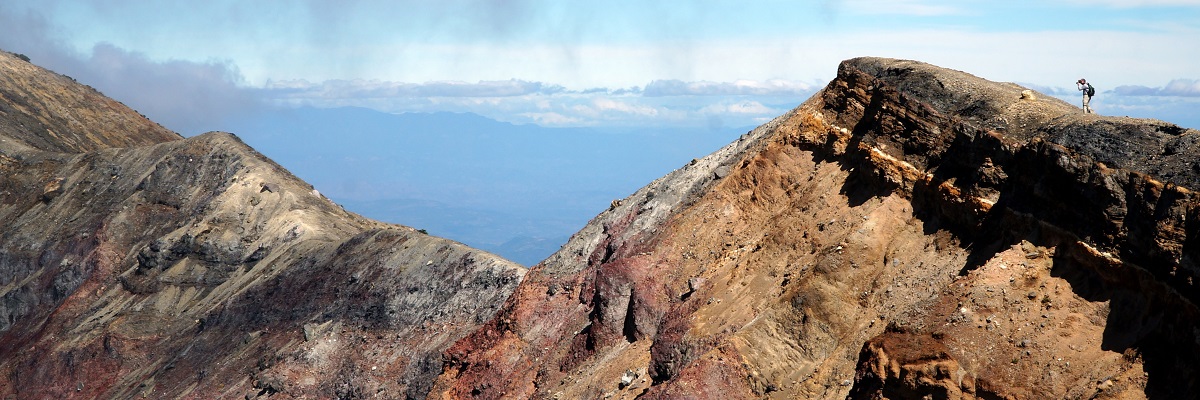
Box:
[221,106,750,265]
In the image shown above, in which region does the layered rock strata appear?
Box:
[432,57,1200,399]
[6,46,1200,399]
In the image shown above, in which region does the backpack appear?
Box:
[1086,83,1095,97]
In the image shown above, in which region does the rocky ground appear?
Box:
[4,48,1200,399]
[431,58,1200,399]
[0,50,525,399]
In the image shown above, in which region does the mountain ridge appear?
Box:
[5,47,1200,399]
[0,50,525,399]
[0,50,180,153]
[431,57,1200,399]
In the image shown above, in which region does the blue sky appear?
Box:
[2,1,1198,265]
[1,0,1198,132]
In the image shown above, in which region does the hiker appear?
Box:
[1076,78,1095,113]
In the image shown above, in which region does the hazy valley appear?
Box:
[221,106,751,265]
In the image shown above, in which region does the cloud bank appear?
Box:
[0,5,260,135]
[643,79,814,97]
[263,79,566,98]
[2,2,1197,132]
[1113,79,1200,97]
[80,44,262,134]
[0,3,814,132]
[254,77,814,128]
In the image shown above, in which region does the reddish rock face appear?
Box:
[6,48,1200,399]
[432,58,1200,399]
[0,51,524,399]
[848,330,972,400]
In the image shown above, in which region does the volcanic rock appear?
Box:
[0,50,524,399]
[430,57,1200,399]
[6,46,1200,399]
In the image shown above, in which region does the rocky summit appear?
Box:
[431,58,1200,399]
[3,49,1200,400]
[0,50,524,399]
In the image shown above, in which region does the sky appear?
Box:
[1,0,1198,134]
[1,1,1198,265]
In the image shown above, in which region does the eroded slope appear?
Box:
[0,51,180,152]
[433,58,1200,399]
[0,52,524,399]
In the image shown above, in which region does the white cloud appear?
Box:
[254,76,809,128]
[840,0,967,16]
[1113,79,1200,97]
[6,1,1197,132]
[727,101,773,114]
[1089,95,1200,128]
[80,44,262,132]
[1017,83,1072,96]
[1063,0,1200,7]
[591,98,659,116]
[1162,79,1200,96]
[798,28,1198,89]
[264,78,564,99]
[644,79,814,97]
[700,101,778,115]
[0,5,263,135]
[520,112,583,126]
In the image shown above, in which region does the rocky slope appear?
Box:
[0,51,180,153]
[0,50,525,399]
[431,57,1200,399]
[6,47,1200,399]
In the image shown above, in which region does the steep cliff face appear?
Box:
[432,58,1200,399]
[0,50,524,399]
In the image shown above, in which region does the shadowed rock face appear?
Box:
[0,51,524,399]
[431,58,1200,399]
